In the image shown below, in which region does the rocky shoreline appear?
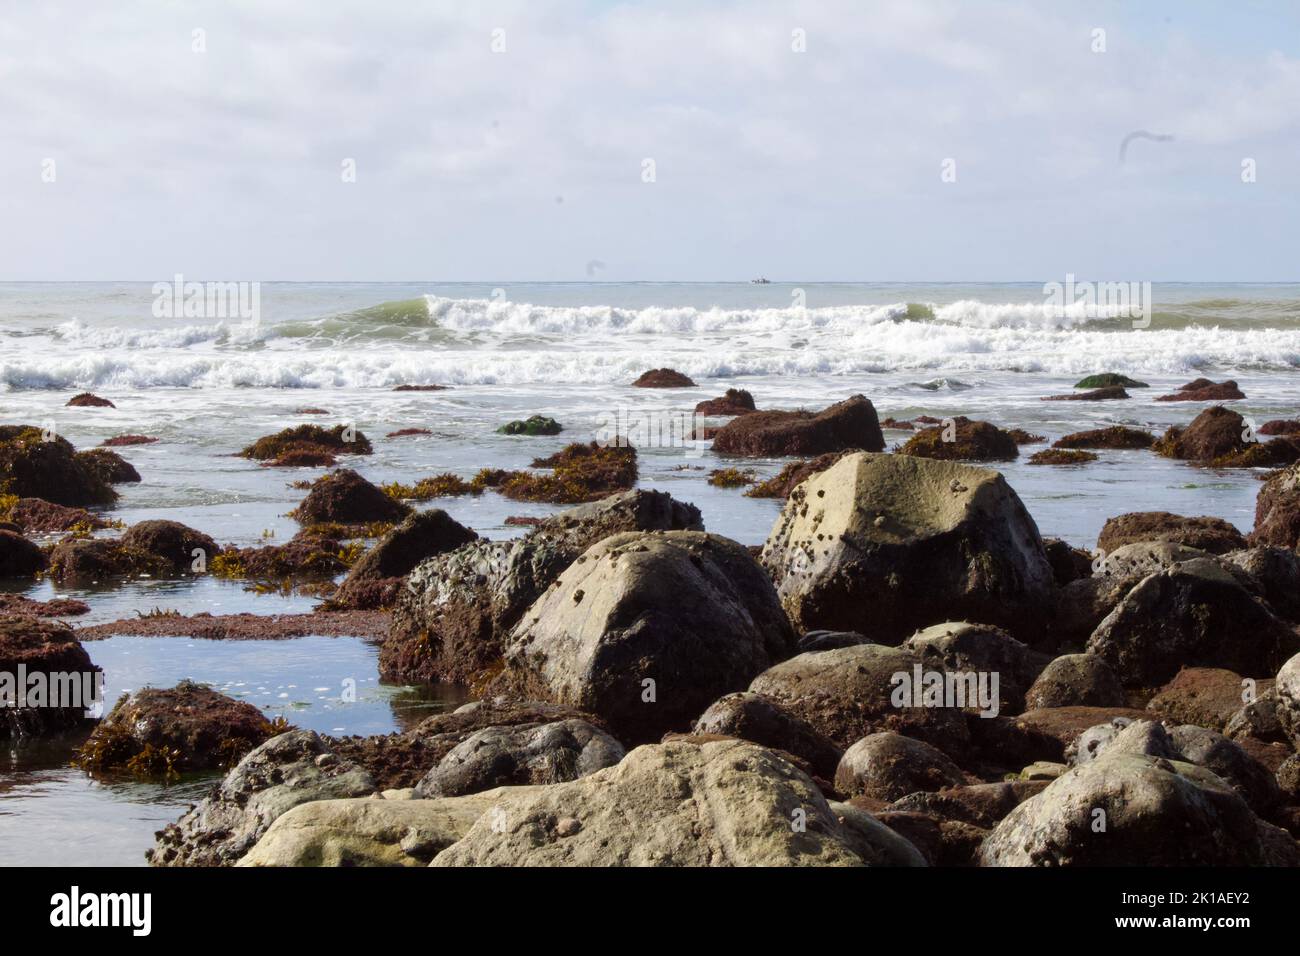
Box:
[3,380,1300,866]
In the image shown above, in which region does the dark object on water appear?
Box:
[498,415,563,436]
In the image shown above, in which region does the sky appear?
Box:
[1,0,1298,282]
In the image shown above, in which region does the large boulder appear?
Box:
[1168,725,1282,815]
[237,789,537,867]
[76,680,278,774]
[414,719,624,797]
[0,425,116,506]
[748,643,970,755]
[120,520,219,574]
[760,452,1053,644]
[1224,547,1300,622]
[711,395,884,457]
[1277,653,1300,745]
[978,751,1264,865]
[290,469,411,525]
[332,509,477,609]
[834,732,968,801]
[0,529,46,577]
[1086,558,1299,687]
[431,738,893,866]
[1096,512,1245,556]
[691,691,843,780]
[901,622,1043,715]
[148,730,377,866]
[0,616,99,738]
[1024,654,1125,710]
[496,530,796,743]
[1250,464,1300,549]
[384,490,702,686]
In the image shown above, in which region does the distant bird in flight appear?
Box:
[1119,130,1174,163]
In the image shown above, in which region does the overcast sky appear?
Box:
[2,0,1298,281]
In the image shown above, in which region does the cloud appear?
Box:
[0,0,1297,279]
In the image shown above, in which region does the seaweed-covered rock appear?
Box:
[1153,405,1298,467]
[331,510,477,610]
[414,719,624,797]
[1024,654,1125,710]
[0,426,117,506]
[496,530,796,743]
[290,469,411,525]
[748,643,970,754]
[74,448,140,484]
[978,751,1263,866]
[385,490,702,685]
[0,529,46,577]
[1073,373,1148,389]
[1052,426,1154,450]
[1096,511,1245,555]
[632,368,696,388]
[497,415,562,436]
[1042,538,1092,586]
[5,498,110,534]
[1028,449,1096,465]
[744,451,850,499]
[761,452,1053,644]
[711,395,883,457]
[77,681,279,775]
[147,730,377,866]
[834,732,968,802]
[1041,387,1129,401]
[0,616,99,738]
[47,537,170,584]
[690,691,844,780]
[483,442,638,504]
[898,417,1018,462]
[241,424,373,460]
[431,738,876,867]
[1250,464,1300,549]
[1156,379,1245,402]
[1146,668,1260,732]
[695,389,757,416]
[1086,558,1299,687]
[66,392,115,408]
[120,520,219,575]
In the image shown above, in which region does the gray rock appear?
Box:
[1070,718,1178,765]
[1276,653,1300,745]
[748,643,970,754]
[414,719,624,797]
[1277,754,1300,800]
[691,691,843,780]
[902,621,1044,714]
[828,801,928,866]
[384,490,703,685]
[834,732,967,801]
[760,452,1054,645]
[430,738,875,866]
[978,751,1264,866]
[1024,654,1125,710]
[237,788,539,867]
[147,730,376,866]
[1169,724,1282,814]
[1086,558,1299,687]
[498,530,796,743]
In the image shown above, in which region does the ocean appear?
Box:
[2,280,1298,864]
